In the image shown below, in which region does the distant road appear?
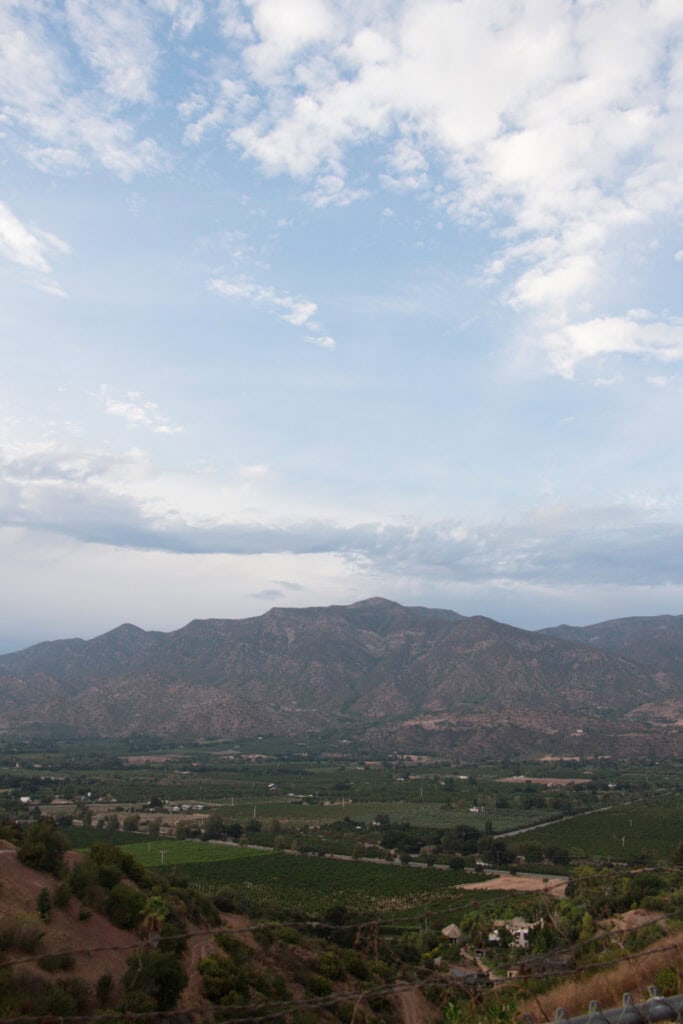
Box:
[496,802,617,838]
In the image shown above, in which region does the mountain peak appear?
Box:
[347,597,402,609]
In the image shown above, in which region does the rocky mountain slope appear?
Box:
[540,614,683,678]
[1,598,681,757]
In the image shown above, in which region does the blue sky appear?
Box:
[1,0,683,651]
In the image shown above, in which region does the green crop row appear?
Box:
[159,852,481,917]
[116,838,270,867]
[505,798,683,863]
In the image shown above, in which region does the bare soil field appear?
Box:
[459,872,568,896]
[498,775,591,786]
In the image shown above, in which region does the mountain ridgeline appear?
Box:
[1,598,681,758]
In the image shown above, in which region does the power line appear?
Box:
[0,863,677,972]
[2,860,681,1023]
[0,879,569,970]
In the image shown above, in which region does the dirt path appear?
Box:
[497,803,618,838]
[393,985,440,1024]
[179,929,214,1011]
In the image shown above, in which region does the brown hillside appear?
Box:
[0,843,138,996]
[1,599,680,757]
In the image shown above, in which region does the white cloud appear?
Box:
[209,275,335,343]
[242,0,337,78]
[0,200,68,280]
[0,3,164,178]
[65,0,158,105]
[543,313,683,379]
[149,0,205,36]
[214,1,683,370]
[180,78,249,145]
[2,1,681,377]
[100,390,183,435]
[306,335,335,350]
[3,431,683,591]
[305,174,369,208]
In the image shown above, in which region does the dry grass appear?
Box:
[519,931,683,1021]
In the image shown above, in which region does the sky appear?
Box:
[1,0,683,652]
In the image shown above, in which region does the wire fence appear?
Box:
[552,991,683,1024]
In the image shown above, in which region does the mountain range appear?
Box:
[1,598,681,759]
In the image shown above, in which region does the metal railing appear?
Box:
[554,990,683,1024]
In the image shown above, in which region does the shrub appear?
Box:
[96,972,113,1007]
[69,859,100,900]
[216,933,252,964]
[0,916,45,953]
[654,965,678,996]
[623,923,664,953]
[36,888,52,922]
[273,925,301,945]
[48,978,89,1015]
[199,953,250,1003]
[97,862,123,889]
[318,951,345,980]
[105,883,145,930]
[343,949,370,980]
[305,973,333,996]
[123,950,187,1011]
[53,882,71,909]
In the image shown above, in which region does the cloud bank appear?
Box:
[2,436,682,589]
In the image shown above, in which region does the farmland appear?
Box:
[2,736,681,885]
[117,837,269,868]
[159,850,486,918]
[211,798,557,833]
[506,798,683,863]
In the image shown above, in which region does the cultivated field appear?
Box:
[506,798,683,862]
[117,837,270,868]
[160,851,485,917]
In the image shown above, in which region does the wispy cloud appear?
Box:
[100,389,183,435]
[0,3,164,178]
[238,464,269,478]
[0,199,69,295]
[149,0,205,36]
[209,276,335,346]
[64,0,158,105]
[203,1,683,374]
[306,335,335,350]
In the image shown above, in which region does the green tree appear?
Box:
[460,910,491,947]
[106,883,145,930]
[124,950,186,1010]
[141,895,169,941]
[203,814,226,840]
[18,819,68,876]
